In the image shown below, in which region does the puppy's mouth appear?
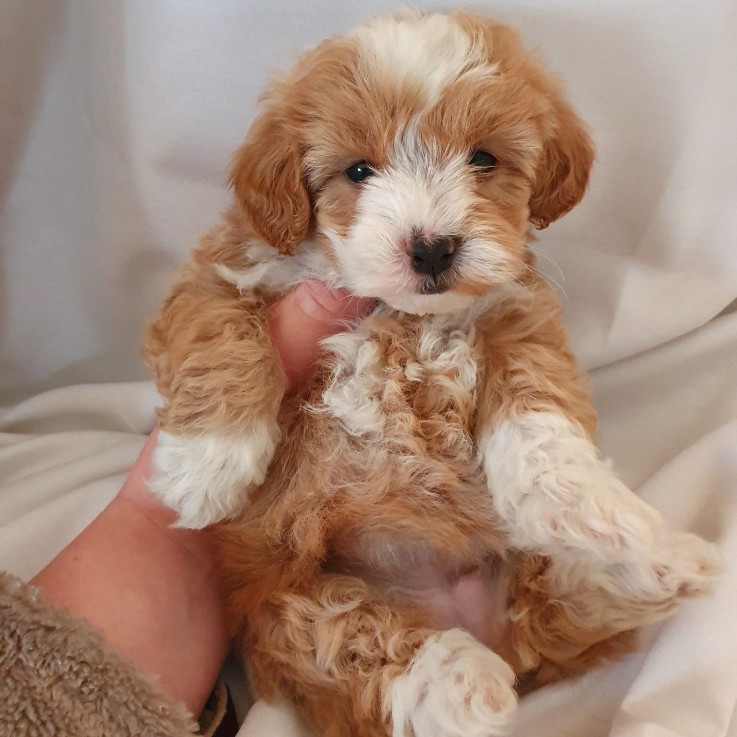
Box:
[418,273,453,295]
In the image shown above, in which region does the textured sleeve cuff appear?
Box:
[0,571,199,736]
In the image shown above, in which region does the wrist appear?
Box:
[32,470,228,715]
[110,493,220,573]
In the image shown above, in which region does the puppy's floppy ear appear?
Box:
[528,83,595,229]
[454,12,594,230]
[229,100,310,254]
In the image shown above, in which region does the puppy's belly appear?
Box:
[334,543,509,651]
[303,314,509,643]
[396,565,508,650]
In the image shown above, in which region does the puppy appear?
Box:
[145,10,721,736]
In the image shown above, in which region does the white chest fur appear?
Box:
[318,310,481,440]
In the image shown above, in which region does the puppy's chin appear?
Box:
[382,290,478,316]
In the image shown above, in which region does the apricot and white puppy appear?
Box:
[147,10,571,528]
[145,10,720,737]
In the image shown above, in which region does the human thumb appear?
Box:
[268,280,374,391]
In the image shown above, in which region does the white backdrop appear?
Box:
[1,0,736,402]
[1,1,736,736]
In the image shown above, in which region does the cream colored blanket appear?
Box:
[1,1,736,735]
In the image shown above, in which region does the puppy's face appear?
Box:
[231,11,594,314]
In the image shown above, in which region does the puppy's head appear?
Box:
[231,10,594,314]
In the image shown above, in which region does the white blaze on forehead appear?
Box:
[375,131,474,237]
[351,11,496,109]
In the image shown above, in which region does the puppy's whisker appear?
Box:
[528,246,566,287]
[527,248,569,303]
[521,259,569,304]
[511,274,533,297]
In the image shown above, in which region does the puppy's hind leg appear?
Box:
[245,574,518,737]
[503,554,639,687]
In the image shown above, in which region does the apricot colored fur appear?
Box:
[145,10,718,736]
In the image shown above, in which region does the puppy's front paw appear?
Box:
[389,630,517,737]
[644,531,722,601]
[150,425,280,528]
[597,530,722,621]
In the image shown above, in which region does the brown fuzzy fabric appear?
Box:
[0,571,199,737]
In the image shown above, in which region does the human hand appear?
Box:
[268,280,374,391]
[31,281,373,717]
[122,281,374,522]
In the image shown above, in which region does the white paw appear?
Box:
[482,412,663,561]
[389,630,517,737]
[149,425,279,528]
[636,531,722,602]
[586,530,722,625]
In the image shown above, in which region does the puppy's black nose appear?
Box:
[409,234,460,278]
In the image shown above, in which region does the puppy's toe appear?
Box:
[654,531,722,598]
[607,531,722,609]
[390,629,517,737]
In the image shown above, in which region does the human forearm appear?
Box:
[31,431,228,716]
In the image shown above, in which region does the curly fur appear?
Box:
[144,10,721,736]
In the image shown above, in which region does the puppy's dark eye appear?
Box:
[469,150,498,171]
[345,161,375,183]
